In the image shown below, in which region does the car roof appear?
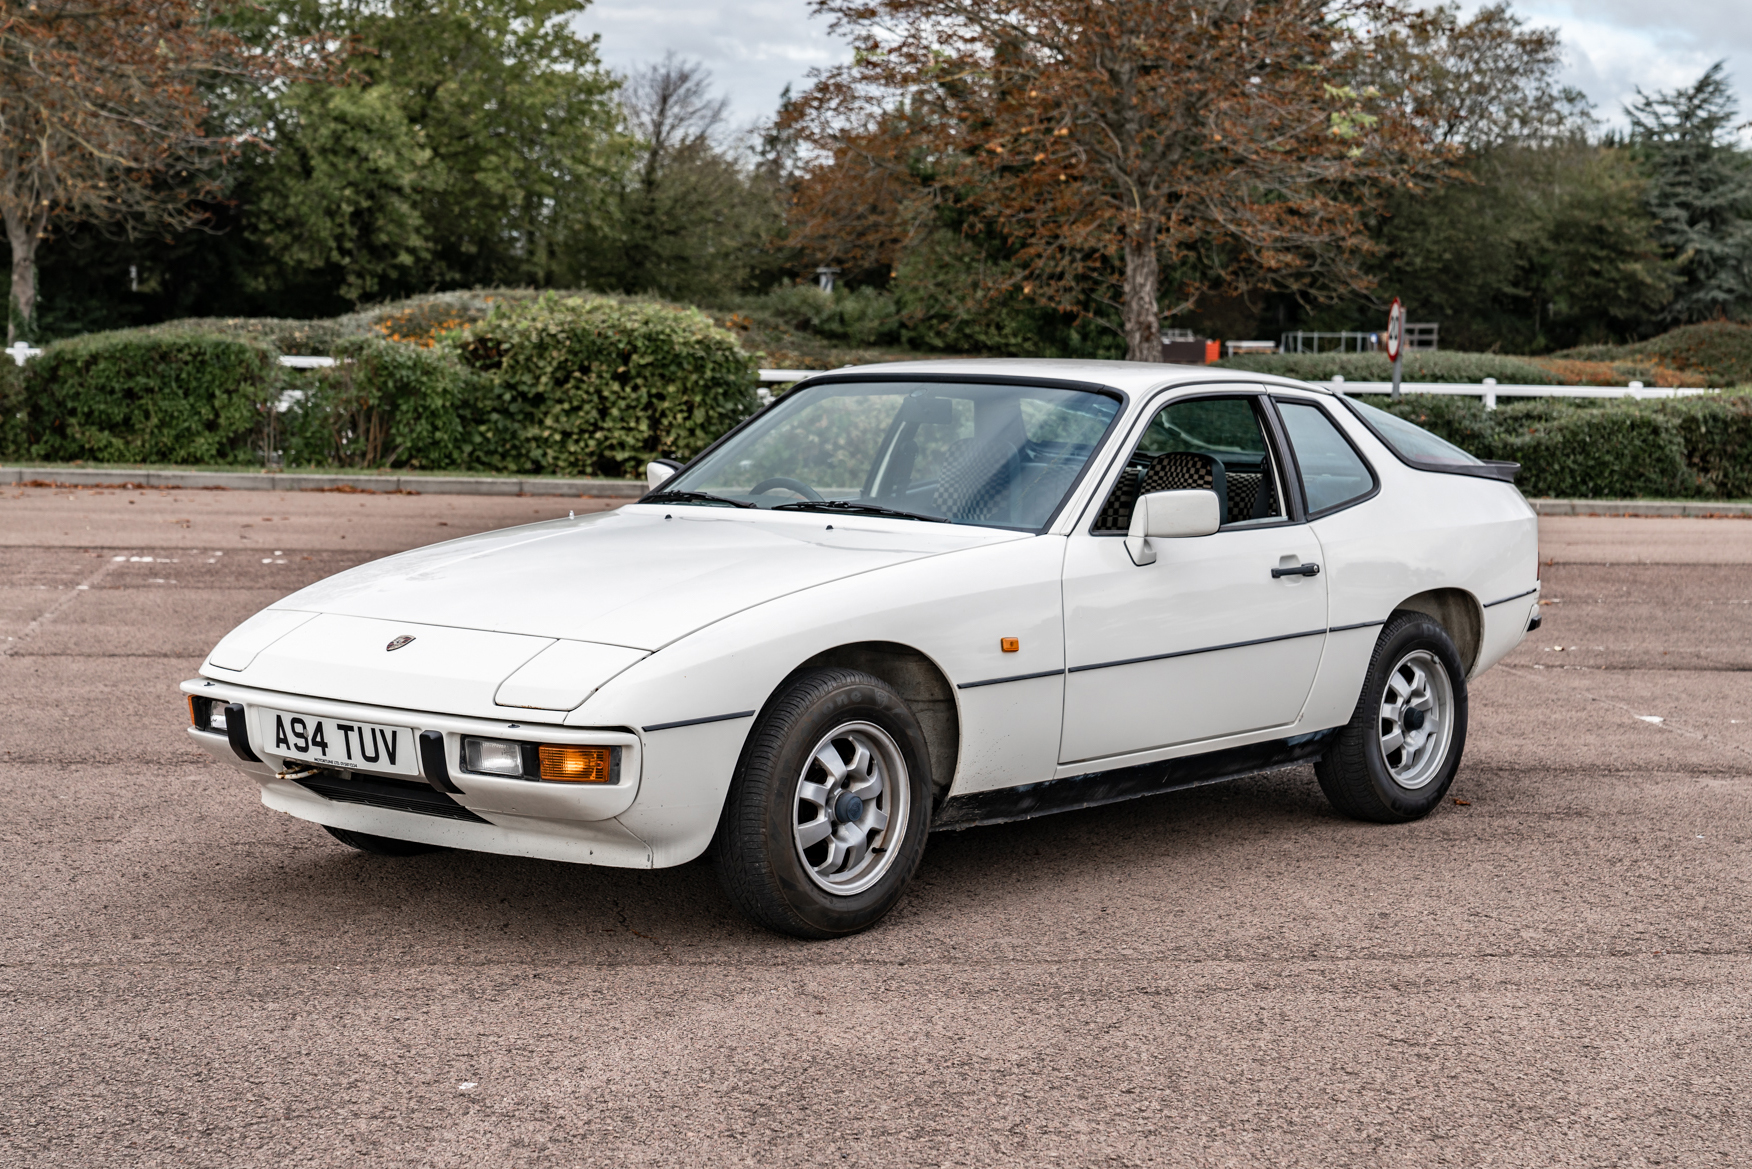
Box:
[806,357,1334,398]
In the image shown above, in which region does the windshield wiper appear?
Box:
[642,490,756,509]
[773,499,949,523]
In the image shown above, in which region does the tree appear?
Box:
[249,0,624,299]
[1363,2,1588,152]
[247,83,438,303]
[1347,3,1674,351]
[784,0,1451,361]
[1373,140,1674,350]
[583,56,783,300]
[0,0,292,340]
[1626,62,1752,324]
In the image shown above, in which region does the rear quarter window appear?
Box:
[1276,400,1377,515]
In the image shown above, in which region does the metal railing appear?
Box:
[1280,324,1439,353]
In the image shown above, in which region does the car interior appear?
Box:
[1094,396,1289,532]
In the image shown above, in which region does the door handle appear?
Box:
[1272,563,1320,578]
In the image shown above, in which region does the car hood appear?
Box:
[256,505,1025,652]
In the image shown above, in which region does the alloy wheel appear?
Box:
[792,721,910,895]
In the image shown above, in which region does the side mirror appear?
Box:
[645,459,683,489]
[1126,489,1220,565]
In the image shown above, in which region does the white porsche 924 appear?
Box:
[183,359,1539,937]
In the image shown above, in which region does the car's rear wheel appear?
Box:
[1316,611,1469,823]
[714,667,932,938]
[323,825,444,856]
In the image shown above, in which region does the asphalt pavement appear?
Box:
[2,485,1748,1167]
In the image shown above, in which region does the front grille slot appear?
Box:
[293,769,489,823]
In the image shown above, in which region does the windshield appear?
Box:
[1343,397,1484,467]
[658,379,1121,530]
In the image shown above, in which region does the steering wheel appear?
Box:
[749,477,824,501]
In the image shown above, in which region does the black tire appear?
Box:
[323,825,444,856]
[714,667,933,939]
[1316,611,1469,823]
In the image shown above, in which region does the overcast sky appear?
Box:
[575,0,1752,138]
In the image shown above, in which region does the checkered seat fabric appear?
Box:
[1224,471,1276,522]
[1093,466,1142,532]
[934,438,1021,522]
[1138,451,1227,525]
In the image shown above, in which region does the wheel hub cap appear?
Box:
[1377,649,1455,791]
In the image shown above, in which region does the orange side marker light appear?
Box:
[1000,638,1020,653]
[538,744,613,782]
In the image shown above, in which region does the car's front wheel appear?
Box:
[714,667,933,938]
[1316,611,1469,823]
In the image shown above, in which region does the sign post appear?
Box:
[1385,298,1405,401]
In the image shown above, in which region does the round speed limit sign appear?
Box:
[1385,298,1405,362]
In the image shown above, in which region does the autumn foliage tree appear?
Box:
[0,0,297,340]
[785,0,1455,360]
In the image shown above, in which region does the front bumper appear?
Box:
[181,678,653,867]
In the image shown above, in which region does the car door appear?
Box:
[1059,390,1328,765]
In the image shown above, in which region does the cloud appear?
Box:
[572,0,1752,141]
[1454,0,1752,132]
[575,0,851,130]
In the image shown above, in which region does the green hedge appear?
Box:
[1555,322,1752,387]
[279,337,474,469]
[0,359,22,458]
[1357,394,1752,500]
[16,331,280,464]
[1218,351,1561,384]
[452,294,759,477]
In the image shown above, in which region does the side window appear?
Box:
[1093,395,1287,532]
[1276,400,1376,515]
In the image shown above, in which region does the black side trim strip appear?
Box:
[934,730,1338,831]
[1483,586,1539,607]
[642,710,756,733]
[957,668,1064,690]
[224,703,261,763]
[1329,619,1388,633]
[1068,628,1327,674]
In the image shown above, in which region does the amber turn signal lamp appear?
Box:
[1000,637,1020,653]
[186,695,199,726]
[538,744,612,782]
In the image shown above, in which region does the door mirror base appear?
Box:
[645,458,684,489]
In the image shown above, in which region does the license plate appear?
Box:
[260,707,420,777]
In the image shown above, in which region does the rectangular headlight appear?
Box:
[187,696,227,732]
[463,737,524,776]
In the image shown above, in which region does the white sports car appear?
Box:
[184,360,1539,937]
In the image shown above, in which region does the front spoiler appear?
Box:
[182,678,654,868]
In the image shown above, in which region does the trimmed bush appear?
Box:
[1651,395,1752,499]
[1217,350,1561,384]
[280,337,474,469]
[0,358,23,459]
[1490,404,1689,499]
[19,331,279,464]
[1555,322,1752,387]
[1356,394,1728,500]
[453,294,759,477]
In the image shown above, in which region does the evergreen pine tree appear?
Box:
[1626,62,1752,323]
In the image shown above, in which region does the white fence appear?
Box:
[1325,377,1713,410]
[9,351,1713,415]
[8,341,338,371]
[758,368,1716,411]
